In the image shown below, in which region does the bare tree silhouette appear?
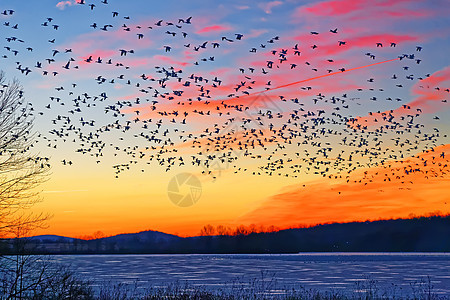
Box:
[0,71,57,299]
[0,71,50,238]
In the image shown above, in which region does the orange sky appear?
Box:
[29,144,450,238]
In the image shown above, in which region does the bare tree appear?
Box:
[0,71,49,238]
[199,224,216,236]
[0,71,57,299]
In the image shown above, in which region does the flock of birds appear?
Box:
[1,0,448,188]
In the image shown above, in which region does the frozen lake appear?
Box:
[53,253,450,296]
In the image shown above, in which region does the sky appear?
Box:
[0,0,449,237]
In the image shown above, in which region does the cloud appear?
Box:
[296,0,433,20]
[246,29,269,39]
[43,20,158,83]
[153,55,190,67]
[301,0,365,17]
[352,65,450,128]
[56,0,83,10]
[317,33,419,56]
[56,1,75,10]
[259,1,283,14]
[246,30,419,74]
[236,5,250,10]
[78,49,117,65]
[196,24,233,35]
[408,66,450,111]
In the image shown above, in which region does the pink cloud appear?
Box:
[245,31,419,74]
[300,0,365,16]
[298,0,432,19]
[153,55,190,67]
[78,49,116,65]
[236,5,250,10]
[408,66,450,111]
[120,57,152,68]
[58,20,155,58]
[351,66,450,128]
[259,1,283,14]
[125,69,363,121]
[319,33,419,56]
[56,0,75,10]
[196,25,232,35]
[209,67,233,76]
[246,29,269,39]
[291,0,438,33]
[56,0,84,9]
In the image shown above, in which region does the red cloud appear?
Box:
[238,144,450,229]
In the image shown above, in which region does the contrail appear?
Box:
[252,57,400,95]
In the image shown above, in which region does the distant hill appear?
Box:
[101,230,180,243]
[26,235,78,243]
[92,230,182,252]
[0,216,449,254]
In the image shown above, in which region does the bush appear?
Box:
[0,255,93,299]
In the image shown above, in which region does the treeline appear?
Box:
[179,215,450,253]
[198,212,449,237]
[1,215,449,254]
[198,224,281,236]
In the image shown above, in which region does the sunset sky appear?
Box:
[0,0,449,237]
